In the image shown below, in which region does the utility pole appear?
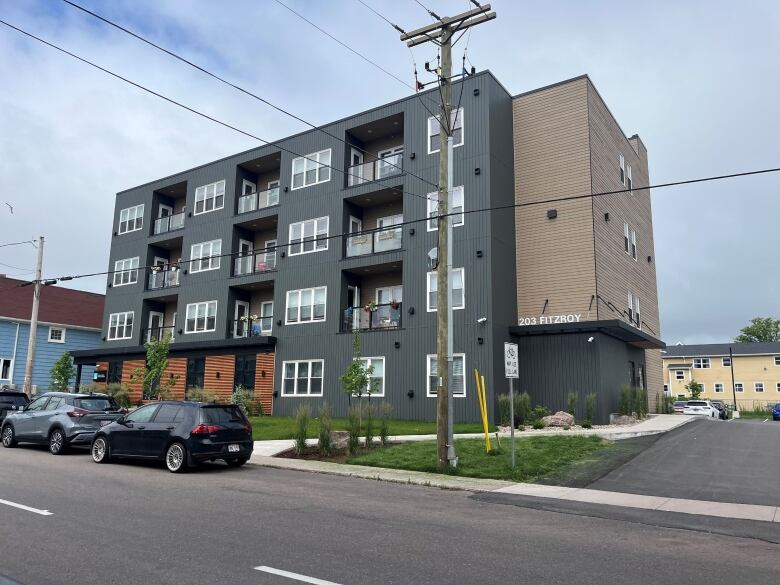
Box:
[22,236,44,397]
[729,346,739,418]
[401,4,496,471]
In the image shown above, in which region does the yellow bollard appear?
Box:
[475,370,491,452]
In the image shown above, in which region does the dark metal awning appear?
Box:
[509,319,665,350]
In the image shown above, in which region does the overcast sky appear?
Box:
[1,0,778,344]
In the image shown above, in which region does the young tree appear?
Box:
[50,352,75,391]
[340,331,375,427]
[131,335,179,400]
[686,379,703,399]
[735,317,780,343]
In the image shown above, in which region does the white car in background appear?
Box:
[683,400,718,418]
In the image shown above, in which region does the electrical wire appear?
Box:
[412,0,441,21]
[0,18,437,205]
[23,165,780,286]
[0,240,35,249]
[61,0,438,191]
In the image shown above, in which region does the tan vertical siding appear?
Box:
[255,353,275,415]
[204,355,235,401]
[121,359,145,404]
[165,357,187,400]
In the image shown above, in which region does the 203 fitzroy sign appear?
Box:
[517,313,582,326]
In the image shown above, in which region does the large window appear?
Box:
[623,223,637,260]
[194,180,225,215]
[286,287,327,324]
[48,327,65,343]
[355,357,385,397]
[118,204,144,234]
[108,312,134,340]
[186,357,205,391]
[282,360,324,396]
[428,108,464,154]
[288,217,328,256]
[0,358,12,381]
[185,301,217,333]
[427,185,464,231]
[693,358,711,369]
[291,149,331,189]
[427,268,464,311]
[190,240,222,273]
[113,257,139,286]
[107,361,122,384]
[427,354,466,397]
[234,355,256,390]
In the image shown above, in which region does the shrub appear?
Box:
[532,419,545,430]
[633,387,647,418]
[50,352,75,391]
[293,404,311,456]
[531,405,550,421]
[364,403,375,448]
[517,425,525,432]
[619,387,632,415]
[581,420,592,429]
[585,393,597,422]
[104,383,132,409]
[379,402,392,447]
[347,404,362,455]
[318,402,333,457]
[497,394,511,426]
[232,385,255,417]
[566,392,578,417]
[563,425,570,430]
[515,392,532,426]
[186,387,219,403]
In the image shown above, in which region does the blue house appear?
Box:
[0,275,104,393]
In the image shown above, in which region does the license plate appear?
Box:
[100,420,111,427]
[228,444,240,453]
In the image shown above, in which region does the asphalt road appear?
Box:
[1,443,779,585]
[590,417,780,505]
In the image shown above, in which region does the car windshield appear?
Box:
[74,397,119,411]
[0,395,28,407]
[200,406,246,424]
[674,402,686,406]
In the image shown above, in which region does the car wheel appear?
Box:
[1,425,17,448]
[165,442,187,473]
[91,436,110,463]
[49,428,67,455]
[226,457,249,467]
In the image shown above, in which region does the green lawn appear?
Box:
[248,416,491,441]
[346,436,612,482]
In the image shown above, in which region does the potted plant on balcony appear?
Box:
[364,301,377,313]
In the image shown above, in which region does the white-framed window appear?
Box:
[286,287,327,324]
[113,257,139,286]
[623,223,637,260]
[663,384,669,394]
[627,292,640,327]
[291,149,331,190]
[282,359,324,396]
[288,217,328,256]
[190,240,222,273]
[776,382,780,392]
[428,107,464,154]
[735,383,744,393]
[118,204,144,234]
[184,301,217,333]
[626,162,633,191]
[427,268,464,312]
[755,382,764,393]
[48,327,66,343]
[354,356,385,397]
[714,383,724,393]
[693,358,711,369]
[108,311,134,340]
[194,180,225,215]
[619,154,625,185]
[675,370,685,381]
[426,353,466,397]
[774,356,780,366]
[0,358,12,381]
[722,356,731,367]
[427,185,464,231]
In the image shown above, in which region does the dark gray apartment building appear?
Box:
[73,72,664,423]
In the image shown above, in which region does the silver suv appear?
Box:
[1,392,124,455]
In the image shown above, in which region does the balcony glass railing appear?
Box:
[228,317,273,338]
[233,248,277,277]
[237,187,280,214]
[342,302,402,332]
[147,268,180,290]
[153,212,185,235]
[143,326,175,343]
[346,153,403,187]
[345,227,402,257]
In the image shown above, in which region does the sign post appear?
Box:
[504,342,519,469]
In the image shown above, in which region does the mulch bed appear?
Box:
[275,444,393,463]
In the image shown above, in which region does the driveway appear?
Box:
[590,417,780,506]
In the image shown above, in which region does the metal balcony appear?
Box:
[153,212,185,235]
[228,317,273,338]
[237,187,280,214]
[342,302,402,332]
[233,249,277,277]
[147,268,180,291]
[346,154,403,187]
[345,227,402,257]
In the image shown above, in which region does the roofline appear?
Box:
[0,316,101,332]
[117,70,507,195]
[511,73,590,99]
[0,278,104,298]
[663,353,779,359]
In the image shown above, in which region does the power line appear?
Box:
[31,165,780,285]
[412,0,442,21]
[0,18,436,205]
[61,0,437,191]
[0,240,35,249]
[0,260,33,271]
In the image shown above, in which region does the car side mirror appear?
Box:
[115,416,126,425]
[16,405,25,412]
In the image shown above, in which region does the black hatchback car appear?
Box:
[0,390,29,424]
[90,401,253,473]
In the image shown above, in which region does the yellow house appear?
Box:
[662,342,780,409]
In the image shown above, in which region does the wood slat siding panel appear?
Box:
[204,355,235,401]
[513,78,595,320]
[255,353,275,415]
[586,81,662,406]
[121,359,145,404]
[165,357,187,400]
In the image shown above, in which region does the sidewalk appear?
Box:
[252,414,692,457]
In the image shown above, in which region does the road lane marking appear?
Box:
[254,566,341,585]
[0,498,53,516]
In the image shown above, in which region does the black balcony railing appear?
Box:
[233,248,277,277]
[228,317,273,338]
[346,153,403,187]
[147,268,181,290]
[345,227,402,257]
[143,326,175,343]
[237,187,280,214]
[153,212,185,235]
[342,302,402,332]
